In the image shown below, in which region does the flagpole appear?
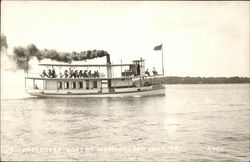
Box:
[161,44,164,76]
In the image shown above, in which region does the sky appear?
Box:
[1,1,249,77]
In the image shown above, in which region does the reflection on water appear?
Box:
[1,84,250,161]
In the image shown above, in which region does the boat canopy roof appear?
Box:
[39,63,134,67]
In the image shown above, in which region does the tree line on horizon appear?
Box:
[146,76,250,84]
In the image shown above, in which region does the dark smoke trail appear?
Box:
[13,44,110,70]
[13,46,29,70]
[1,34,8,50]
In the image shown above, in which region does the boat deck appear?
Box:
[26,85,165,98]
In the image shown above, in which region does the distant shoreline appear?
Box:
[145,76,250,84]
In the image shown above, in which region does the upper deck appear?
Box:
[26,57,162,82]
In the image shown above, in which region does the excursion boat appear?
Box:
[25,56,165,98]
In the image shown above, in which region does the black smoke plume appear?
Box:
[13,44,110,70]
[1,34,8,50]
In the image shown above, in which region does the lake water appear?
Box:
[1,84,249,161]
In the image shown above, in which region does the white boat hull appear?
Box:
[26,86,165,98]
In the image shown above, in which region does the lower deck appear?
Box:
[25,76,165,97]
[26,85,165,98]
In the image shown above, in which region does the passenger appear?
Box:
[71,71,75,78]
[75,70,79,78]
[48,69,52,78]
[145,69,150,76]
[88,70,92,78]
[34,84,39,89]
[59,72,64,78]
[40,70,49,78]
[69,68,73,78]
[52,66,56,78]
[95,70,99,78]
[93,71,97,78]
[79,70,84,78]
[83,70,88,78]
[152,67,158,75]
[64,70,69,78]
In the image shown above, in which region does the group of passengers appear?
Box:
[40,67,57,78]
[122,67,159,77]
[62,68,99,78]
[41,67,100,78]
[145,68,158,76]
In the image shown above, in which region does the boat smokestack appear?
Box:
[106,54,112,91]
[106,54,111,64]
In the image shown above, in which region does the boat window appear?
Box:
[79,81,83,89]
[64,81,69,89]
[72,82,76,89]
[57,81,62,89]
[86,80,89,89]
[93,81,98,88]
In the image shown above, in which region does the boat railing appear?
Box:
[26,71,163,79]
